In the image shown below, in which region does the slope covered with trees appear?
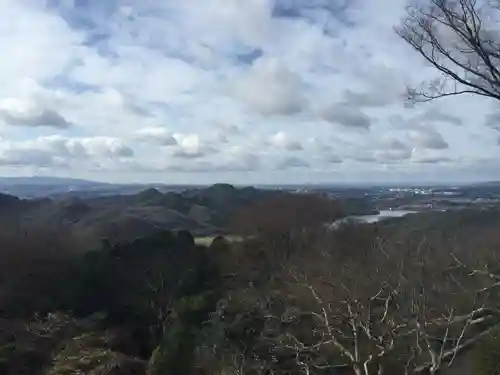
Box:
[2,191,500,374]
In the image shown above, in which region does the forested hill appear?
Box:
[0,183,373,248]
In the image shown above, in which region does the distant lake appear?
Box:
[352,209,417,223]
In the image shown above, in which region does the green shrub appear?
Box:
[147,293,220,375]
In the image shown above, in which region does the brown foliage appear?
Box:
[0,226,81,317]
[0,313,146,375]
[230,193,344,237]
[207,219,500,375]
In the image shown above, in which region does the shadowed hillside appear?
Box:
[0,184,362,248]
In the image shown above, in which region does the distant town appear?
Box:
[286,181,500,215]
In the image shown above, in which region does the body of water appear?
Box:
[352,209,417,223]
[330,210,417,229]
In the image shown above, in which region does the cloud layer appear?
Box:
[0,0,497,184]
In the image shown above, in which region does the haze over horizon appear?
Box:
[1,0,499,184]
[0,174,494,188]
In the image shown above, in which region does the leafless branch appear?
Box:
[397,0,500,103]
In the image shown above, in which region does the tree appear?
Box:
[277,228,500,375]
[202,224,500,375]
[0,226,80,317]
[396,0,500,103]
[230,193,344,238]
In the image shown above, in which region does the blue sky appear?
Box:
[0,0,499,184]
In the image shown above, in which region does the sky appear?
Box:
[0,0,500,185]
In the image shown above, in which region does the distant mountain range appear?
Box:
[0,176,199,199]
[0,176,100,186]
[1,176,499,199]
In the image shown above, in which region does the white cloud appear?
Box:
[408,128,449,150]
[179,0,274,49]
[216,153,262,172]
[0,0,494,183]
[379,136,410,151]
[342,89,395,108]
[324,153,343,164]
[134,127,177,146]
[352,155,377,163]
[318,103,371,129]
[208,122,242,144]
[268,131,303,151]
[485,112,500,130]
[0,135,134,170]
[0,107,71,129]
[172,134,217,159]
[365,136,413,163]
[306,137,343,164]
[277,156,310,169]
[0,96,72,128]
[0,2,83,92]
[374,148,412,162]
[214,122,241,135]
[418,107,463,126]
[0,148,68,168]
[233,57,305,115]
[78,137,135,158]
[413,156,453,164]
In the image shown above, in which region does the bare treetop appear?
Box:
[396,0,500,102]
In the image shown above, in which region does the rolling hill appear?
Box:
[0,184,284,248]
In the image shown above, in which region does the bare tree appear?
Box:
[270,229,500,375]
[396,0,500,103]
[200,221,500,375]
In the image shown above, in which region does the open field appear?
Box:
[194,234,243,246]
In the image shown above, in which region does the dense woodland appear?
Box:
[2,188,500,375]
[0,184,375,250]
